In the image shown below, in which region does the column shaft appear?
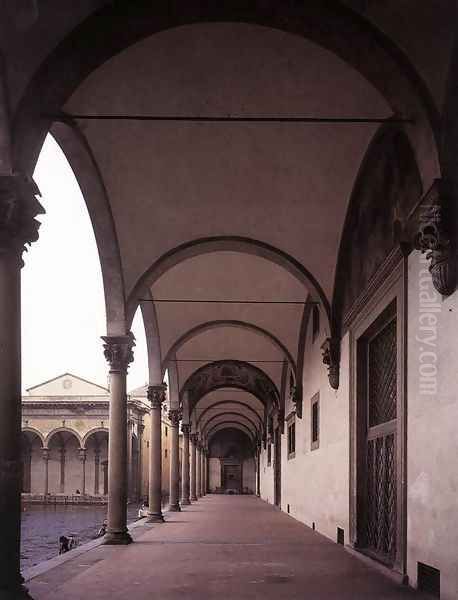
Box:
[43,449,49,496]
[127,418,133,500]
[137,424,144,501]
[80,449,86,496]
[168,409,181,511]
[0,173,43,598]
[190,435,197,501]
[200,449,206,496]
[147,385,166,522]
[94,451,100,495]
[196,445,202,498]
[181,425,191,505]
[102,334,134,545]
[0,250,23,595]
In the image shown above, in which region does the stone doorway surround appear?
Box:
[348,254,407,578]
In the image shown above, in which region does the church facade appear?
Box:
[21,373,174,502]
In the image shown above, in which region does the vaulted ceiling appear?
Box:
[6,1,455,446]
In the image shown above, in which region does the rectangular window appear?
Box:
[267,442,272,466]
[288,420,296,458]
[311,393,320,450]
[164,448,168,458]
[165,426,168,437]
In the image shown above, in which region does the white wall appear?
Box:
[242,457,256,493]
[406,251,458,599]
[259,311,350,545]
[260,442,274,504]
[209,457,221,491]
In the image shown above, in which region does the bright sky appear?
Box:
[21,134,148,393]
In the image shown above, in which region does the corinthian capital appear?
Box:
[147,383,167,409]
[181,423,191,435]
[0,173,44,262]
[168,408,181,427]
[102,333,135,373]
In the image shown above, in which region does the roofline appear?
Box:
[26,372,109,393]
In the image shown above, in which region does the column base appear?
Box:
[168,502,181,512]
[191,495,198,501]
[146,512,164,523]
[181,498,191,505]
[103,530,133,545]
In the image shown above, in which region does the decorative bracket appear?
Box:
[321,337,340,390]
[413,180,456,296]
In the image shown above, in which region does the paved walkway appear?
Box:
[27,495,427,599]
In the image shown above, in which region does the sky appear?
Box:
[21,134,148,393]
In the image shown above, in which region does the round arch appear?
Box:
[201,412,260,437]
[129,236,330,330]
[182,359,280,412]
[14,1,439,189]
[82,427,109,449]
[162,319,296,377]
[21,427,45,447]
[207,422,256,445]
[196,400,264,431]
[45,427,82,449]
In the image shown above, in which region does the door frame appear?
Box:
[348,257,407,575]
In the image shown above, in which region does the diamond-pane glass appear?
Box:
[365,433,397,562]
[368,319,397,426]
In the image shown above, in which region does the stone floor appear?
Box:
[27,495,428,599]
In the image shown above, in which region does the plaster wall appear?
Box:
[282,325,350,541]
[242,457,256,494]
[47,436,82,495]
[29,446,46,494]
[209,457,221,491]
[260,319,350,543]
[406,251,458,599]
[259,443,275,505]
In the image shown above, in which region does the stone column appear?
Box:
[196,442,202,498]
[256,445,261,497]
[94,449,100,495]
[190,433,198,501]
[43,448,50,496]
[168,409,181,512]
[59,447,65,493]
[146,384,166,522]
[200,447,206,496]
[102,333,135,545]
[204,449,208,494]
[181,424,191,505]
[0,173,43,598]
[137,423,144,501]
[126,417,133,500]
[79,449,87,496]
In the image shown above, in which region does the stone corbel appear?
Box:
[321,337,340,390]
[413,180,456,296]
